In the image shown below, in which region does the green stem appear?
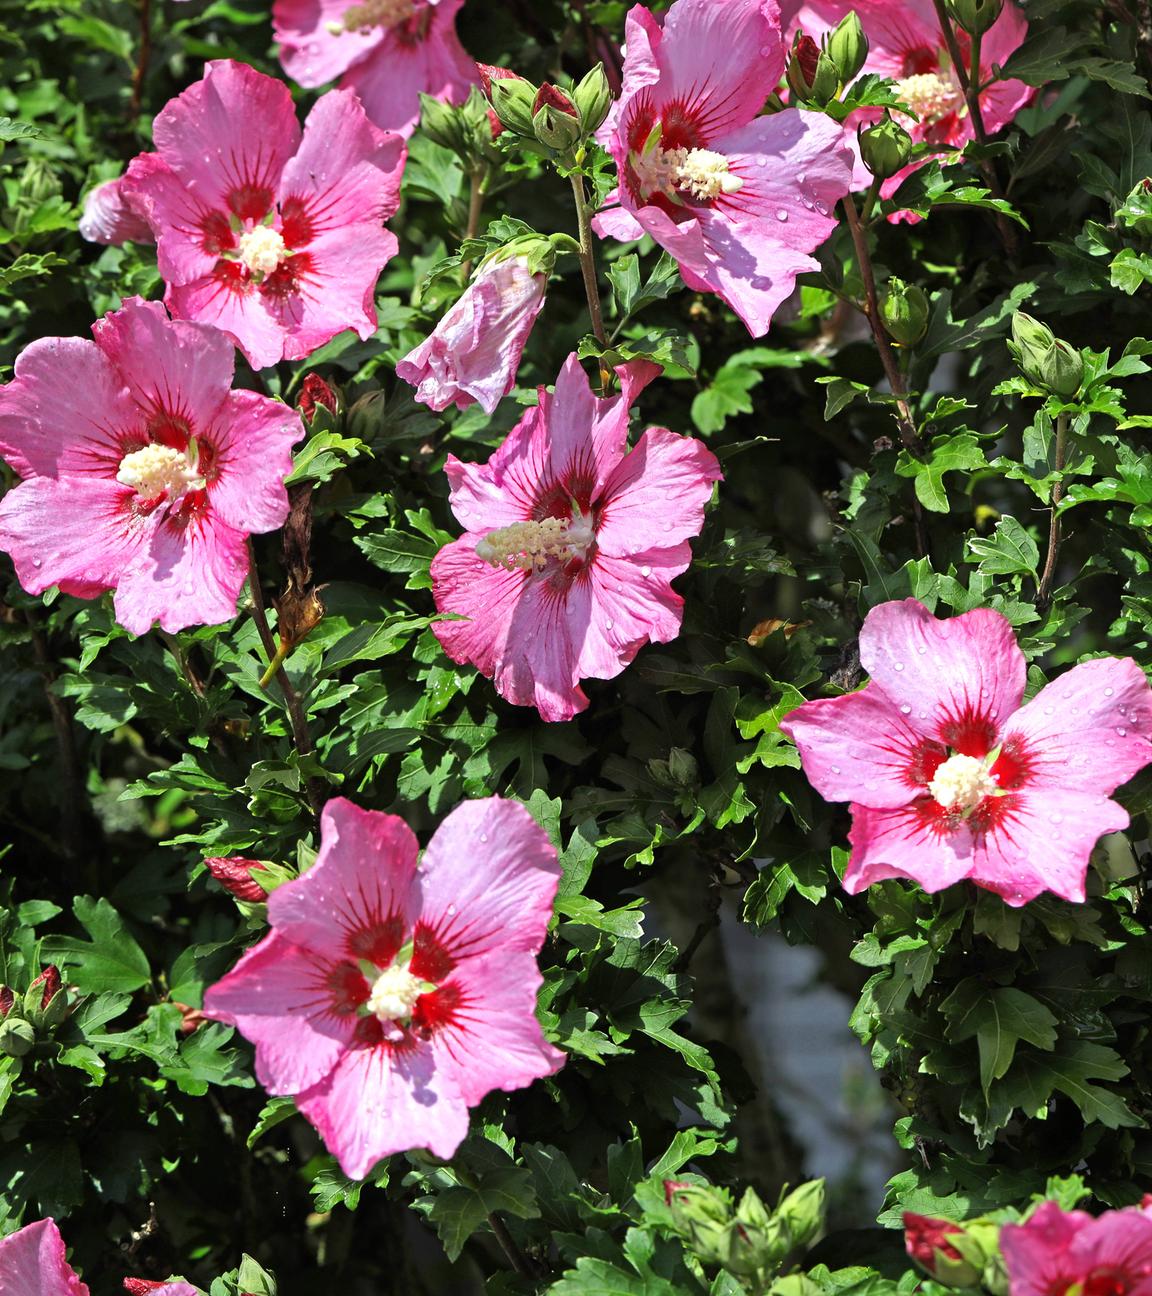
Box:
[860,177,882,226]
[1036,411,1070,609]
[460,166,488,282]
[569,170,612,393]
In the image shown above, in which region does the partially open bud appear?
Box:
[26,965,68,1029]
[858,111,914,179]
[1008,313,1084,398]
[296,374,338,425]
[477,66,526,138]
[904,1213,984,1288]
[880,278,930,345]
[533,84,582,152]
[826,12,869,83]
[944,0,1004,34]
[124,1281,170,1294]
[572,64,613,135]
[786,32,841,105]
[0,1017,34,1057]
[205,856,272,903]
[0,985,13,1019]
[487,74,540,137]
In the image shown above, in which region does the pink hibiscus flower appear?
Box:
[0,1220,89,1296]
[0,296,303,636]
[430,355,722,723]
[274,0,477,138]
[396,254,546,414]
[782,0,1033,200]
[593,0,854,337]
[203,796,565,1179]
[123,60,406,371]
[780,598,1152,905]
[79,175,153,246]
[1001,1200,1152,1296]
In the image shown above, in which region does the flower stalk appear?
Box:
[569,168,612,393]
[1036,410,1070,610]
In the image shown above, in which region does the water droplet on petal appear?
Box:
[775,208,789,222]
[1105,687,1114,697]
[32,558,41,568]
[1052,813,1064,825]
[893,662,904,672]
[479,833,488,843]
[446,904,457,916]
[917,645,927,654]
[900,704,912,715]
[1044,705,1055,716]
[641,565,651,577]
[831,765,841,774]
[1117,726,1128,736]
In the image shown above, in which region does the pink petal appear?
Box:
[1001,1202,1093,1296]
[123,153,224,287]
[970,789,1130,906]
[979,3,1034,133]
[113,510,250,636]
[1002,657,1152,798]
[78,175,153,246]
[845,801,976,894]
[202,931,358,1094]
[416,798,561,960]
[591,200,647,243]
[165,275,289,371]
[275,0,387,86]
[429,950,565,1108]
[0,1219,89,1296]
[781,684,938,810]
[596,426,722,556]
[267,797,420,962]
[296,1039,470,1178]
[577,549,690,678]
[202,390,302,535]
[858,600,1026,748]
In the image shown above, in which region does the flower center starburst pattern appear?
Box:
[927,751,1000,816]
[116,442,205,506]
[475,514,596,572]
[237,224,291,280]
[896,71,964,126]
[631,136,744,205]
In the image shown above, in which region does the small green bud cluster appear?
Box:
[0,965,69,1058]
[1008,312,1085,399]
[786,13,869,106]
[484,64,613,155]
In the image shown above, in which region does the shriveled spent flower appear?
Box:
[430,354,722,722]
[0,1218,89,1296]
[1001,1199,1152,1296]
[781,598,1152,905]
[396,253,547,414]
[274,0,477,138]
[203,797,565,1179]
[124,60,406,370]
[594,0,854,337]
[0,297,303,636]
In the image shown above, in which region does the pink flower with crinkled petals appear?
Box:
[430,354,722,723]
[1001,1200,1152,1296]
[0,1219,89,1296]
[274,0,478,138]
[79,175,154,246]
[781,598,1152,905]
[123,60,406,370]
[203,796,565,1179]
[0,296,303,636]
[593,0,854,337]
[123,1282,200,1296]
[396,255,546,414]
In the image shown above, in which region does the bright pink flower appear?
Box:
[79,175,154,246]
[0,296,303,636]
[430,355,722,722]
[593,0,854,337]
[205,857,272,903]
[396,255,546,414]
[203,796,565,1179]
[781,598,1152,905]
[123,60,406,371]
[783,0,1033,202]
[1001,1200,1152,1296]
[274,0,477,138]
[0,1219,89,1296]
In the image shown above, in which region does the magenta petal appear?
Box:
[202,931,358,1094]
[846,802,976,894]
[79,175,153,246]
[165,277,287,372]
[0,1219,89,1296]
[578,550,689,680]
[275,0,386,86]
[431,534,527,678]
[1002,657,1152,798]
[204,391,302,536]
[417,798,560,960]
[268,798,421,961]
[124,153,223,287]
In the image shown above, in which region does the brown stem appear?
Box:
[246,540,325,818]
[487,1211,539,1280]
[569,171,613,394]
[460,167,487,282]
[1036,411,1070,610]
[130,0,152,118]
[159,630,206,698]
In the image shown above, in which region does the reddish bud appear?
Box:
[794,32,821,86]
[663,1179,692,1205]
[296,373,337,422]
[533,83,578,118]
[205,857,270,903]
[477,63,524,96]
[904,1212,965,1270]
[30,965,61,1011]
[124,1281,168,1294]
[0,986,13,1018]
[173,1002,208,1035]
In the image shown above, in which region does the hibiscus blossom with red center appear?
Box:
[203,797,565,1179]
[0,297,303,636]
[781,598,1152,905]
[1001,1200,1152,1296]
[274,0,477,138]
[124,60,406,370]
[430,355,722,723]
[593,0,853,337]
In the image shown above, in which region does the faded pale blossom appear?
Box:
[396,255,546,414]
[0,297,303,636]
[1001,1199,1152,1296]
[430,354,722,722]
[123,60,406,370]
[79,175,153,246]
[594,0,854,336]
[781,598,1152,905]
[274,0,477,138]
[203,796,565,1179]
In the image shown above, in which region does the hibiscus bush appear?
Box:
[5,0,1152,1293]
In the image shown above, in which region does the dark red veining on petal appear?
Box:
[200,210,235,257]
[411,980,463,1036]
[211,257,250,295]
[1083,1271,1135,1296]
[410,921,456,982]
[346,913,405,967]
[261,251,312,301]
[279,196,314,248]
[990,733,1033,791]
[327,962,371,1015]
[903,736,947,789]
[938,701,998,758]
[228,183,274,224]
[147,413,194,450]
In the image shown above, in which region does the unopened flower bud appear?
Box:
[237,1254,277,1295]
[880,278,929,345]
[26,965,68,1028]
[296,374,338,425]
[904,1213,984,1288]
[944,0,1004,34]
[417,93,468,153]
[1008,312,1084,398]
[776,1179,826,1249]
[487,75,539,137]
[532,83,582,152]
[205,856,272,903]
[826,11,869,83]
[0,1017,34,1057]
[124,1281,170,1294]
[786,31,841,104]
[0,985,13,1018]
[572,64,614,135]
[858,112,914,179]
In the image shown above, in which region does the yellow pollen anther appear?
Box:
[116,443,203,503]
[476,516,594,572]
[631,142,743,204]
[896,72,963,126]
[330,0,414,32]
[238,225,288,279]
[367,964,423,1023]
[928,753,998,814]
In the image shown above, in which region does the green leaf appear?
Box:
[968,516,1041,584]
[895,432,987,512]
[40,896,151,994]
[550,1258,683,1295]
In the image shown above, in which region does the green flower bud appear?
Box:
[775,1179,825,1249]
[826,11,869,83]
[944,0,1003,35]
[237,1254,277,1296]
[786,33,841,106]
[0,1017,34,1058]
[25,965,68,1030]
[532,84,583,153]
[880,278,930,345]
[573,64,614,136]
[858,112,913,179]
[488,76,539,137]
[418,93,468,154]
[1008,312,1084,398]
